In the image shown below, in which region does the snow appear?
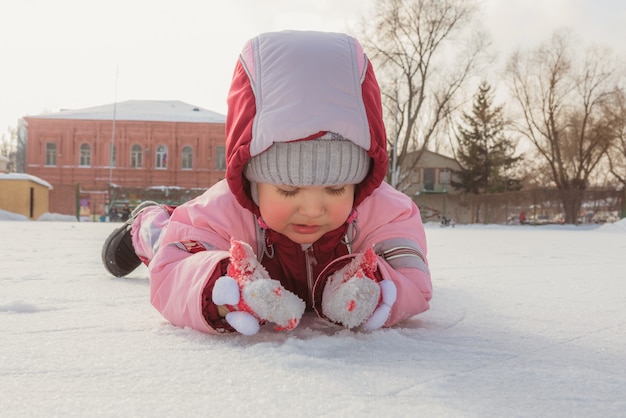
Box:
[28,100,226,124]
[36,212,78,222]
[0,172,54,190]
[1,212,625,417]
[0,208,28,221]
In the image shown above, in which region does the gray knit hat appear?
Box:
[245,133,370,186]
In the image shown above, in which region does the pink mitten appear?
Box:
[322,248,397,330]
[212,239,306,335]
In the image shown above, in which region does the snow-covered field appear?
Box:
[1,213,625,417]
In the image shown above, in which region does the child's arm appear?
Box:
[314,185,432,328]
[211,239,305,335]
[313,240,431,329]
[144,185,259,334]
[148,238,232,334]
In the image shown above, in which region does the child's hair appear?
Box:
[245,132,370,187]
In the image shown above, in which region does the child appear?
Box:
[102,30,432,335]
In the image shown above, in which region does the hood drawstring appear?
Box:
[256,216,275,260]
[341,209,359,253]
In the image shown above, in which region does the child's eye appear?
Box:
[327,186,346,196]
[277,187,299,197]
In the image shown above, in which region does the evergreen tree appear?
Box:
[453,81,522,194]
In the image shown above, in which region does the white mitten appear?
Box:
[322,248,397,330]
[212,239,305,335]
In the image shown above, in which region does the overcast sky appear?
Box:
[1,0,625,136]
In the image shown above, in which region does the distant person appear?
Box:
[101,31,432,336]
[519,211,526,225]
[120,204,130,222]
[109,207,119,222]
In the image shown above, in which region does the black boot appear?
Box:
[101,223,141,277]
[101,201,158,277]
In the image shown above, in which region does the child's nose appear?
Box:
[299,194,325,218]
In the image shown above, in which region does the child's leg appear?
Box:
[101,202,174,277]
[131,205,174,263]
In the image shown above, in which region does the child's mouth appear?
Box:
[291,224,321,234]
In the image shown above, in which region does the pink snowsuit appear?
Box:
[132,31,432,334]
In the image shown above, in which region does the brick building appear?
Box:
[24,100,226,218]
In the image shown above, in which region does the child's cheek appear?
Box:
[260,203,293,231]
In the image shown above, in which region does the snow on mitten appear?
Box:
[212,239,305,335]
[322,248,397,330]
[362,279,397,331]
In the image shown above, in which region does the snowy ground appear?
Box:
[1,213,625,417]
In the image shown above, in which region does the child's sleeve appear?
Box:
[148,238,233,334]
[313,188,432,327]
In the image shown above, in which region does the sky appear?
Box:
[1,0,626,137]
[1,213,624,416]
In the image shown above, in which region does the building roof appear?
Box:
[407,149,461,170]
[27,100,226,124]
[0,173,53,189]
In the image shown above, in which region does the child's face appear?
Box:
[257,183,355,244]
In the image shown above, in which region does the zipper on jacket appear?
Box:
[303,245,318,303]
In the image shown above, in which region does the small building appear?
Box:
[404,150,461,195]
[400,150,463,222]
[0,155,53,219]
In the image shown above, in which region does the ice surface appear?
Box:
[1,215,624,417]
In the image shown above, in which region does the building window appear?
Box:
[182,146,193,169]
[79,144,91,167]
[109,144,116,167]
[423,168,435,191]
[440,168,451,185]
[45,143,57,166]
[155,145,168,169]
[215,145,226,170]
[130,144,143,168]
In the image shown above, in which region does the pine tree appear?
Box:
[453,81,522,194]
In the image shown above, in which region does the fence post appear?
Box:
[75,183,80,221]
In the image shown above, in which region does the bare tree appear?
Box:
[606,88,626,187]
[0,126,18,172]
[0,120,28,173]
[16,119,27,173]
[506,30,621,224]
[358,0,488,190]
